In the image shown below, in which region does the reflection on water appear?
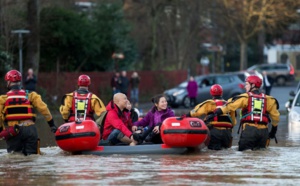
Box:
[1,146,300,185]
[1,115,300,185]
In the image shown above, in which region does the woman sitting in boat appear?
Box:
[132,94,175,144]
[102,93,138,146]
[123,101,139,126]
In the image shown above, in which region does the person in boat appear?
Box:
[132,94,175,144]
[102,93,138,146]
[60,74,106,122]
[206,75,280,151]
[123,101,139,127]
[184,84,237,150]
[0,70,57,155]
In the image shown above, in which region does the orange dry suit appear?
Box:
[0,86,55,155]
[215,91,280,151]
[60,88,106,122]
[188,97,236,150]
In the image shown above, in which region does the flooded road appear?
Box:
[0,85,300,185]
[0,115,300,185]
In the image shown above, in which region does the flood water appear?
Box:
[1,114,300,186]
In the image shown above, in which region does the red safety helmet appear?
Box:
[210,84,223,96]
[5,70,22,82]
[245,75,262,88]
[78,75,91,86]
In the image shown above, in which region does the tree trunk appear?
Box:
[25,0,40,76]
[240,41,248,71]
[258,29,265,64]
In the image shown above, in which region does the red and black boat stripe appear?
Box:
[56,132,97,140]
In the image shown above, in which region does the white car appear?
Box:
[287,90,300,141]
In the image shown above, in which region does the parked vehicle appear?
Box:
[287,89,300,130]
[286,88,300,141]
[247,63,295,86]
[230,70,264,89]
[233,70,263,82]
[284,79,299,114]
[164,74,245,108]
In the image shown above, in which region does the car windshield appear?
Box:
[178,81,188,88]
[247,65,258,71]
[294,93,300,107]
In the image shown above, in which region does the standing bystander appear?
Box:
[130,71,140,107]
[119,70,129,96]
[111,71,121,96]
[24,68,37,91]
[187,76,198,108]
[262,71,274,95]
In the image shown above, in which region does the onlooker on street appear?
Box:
[130,71,140,107]
[119,71,129,96]
[187,76,198,107]
[111,71,121,96]
[262,71,274,95]
[24,68,37,92]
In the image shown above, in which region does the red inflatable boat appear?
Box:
[55,120,100,152]
[161,117,209,147]
[56,117,209,155]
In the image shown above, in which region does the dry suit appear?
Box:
[60,88,106,122]
[215,90,280,151]
[0,86,55,155]
[188,96,236,150]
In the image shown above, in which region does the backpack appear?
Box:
[96,111,108,139]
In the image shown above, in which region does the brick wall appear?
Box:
[37,70,188,105]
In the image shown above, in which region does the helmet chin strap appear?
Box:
[248,84,256,92]
[6,81,11,90]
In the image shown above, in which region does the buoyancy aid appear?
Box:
[4,89,36,121]
[240,92,269,125]
[68,91,94,121]
[209,99,233,128]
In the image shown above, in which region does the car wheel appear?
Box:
[182,96,190,108]
[276,76,286,86]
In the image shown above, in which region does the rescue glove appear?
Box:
[205,113,216,123]
[269,125,277,139]
[48,119,58,133]
[178,113,190,120]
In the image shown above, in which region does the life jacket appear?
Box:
[240,92,269,125]
[209,99,233,128]
[68,91,94,121]
[4,89,36,121]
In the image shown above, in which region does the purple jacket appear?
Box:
[187,80,198,98]
[133,106,175,128]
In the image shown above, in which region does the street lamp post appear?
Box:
[112,52,124,71]
[11,29,30,75]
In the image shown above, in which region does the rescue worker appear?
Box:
[60,75,106,122]
[206,75,280,151]
[185,84,236,150]
[0,70,57,155]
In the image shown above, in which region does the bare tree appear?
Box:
[123,0,210,73]
[216,0,300,70]
[25,0,40,75]
[0,0,27,61]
